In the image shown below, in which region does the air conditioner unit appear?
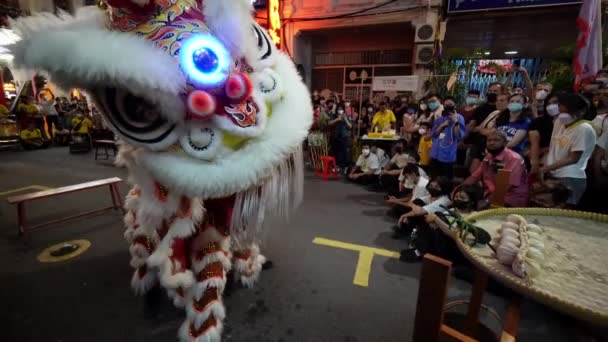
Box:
[415,23,435,43]
[415,44,434,65]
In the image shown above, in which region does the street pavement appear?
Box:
[0,147,604,342]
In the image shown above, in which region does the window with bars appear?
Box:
[314,49,411,67]
[312,68,345,94]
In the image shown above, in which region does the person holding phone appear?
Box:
[429,96,466,179]
[329,105,352,172]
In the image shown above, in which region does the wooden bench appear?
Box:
[7,177,124,238]
[93,139,118,160]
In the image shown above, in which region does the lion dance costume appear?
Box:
[10,1,312,341]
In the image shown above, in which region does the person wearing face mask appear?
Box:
[380,144,409,194]
[371,102,397,133]
[386,163,430,225]
[312,90,320,104]
[459,89,481,166]
[398,176,453,262]
[329,105,352,172]
[349,144,382,184]
[424,184,485,263]
[461,89,481,124]
[464,130,529,207]
[494,93,532,156]
[417,122,433,168]
[426,94,444,120]
[407,97,432,136]
[343,99,357,121]
[429,96,466,179]
[528,92,560,175]
[358,105,374,136]
[533,82,553,118]
[465,83,502,169]
[542,93,597,207]
[326,99,337,116]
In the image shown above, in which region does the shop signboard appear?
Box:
[447,0,581,13]
[372,76,419,92]
[267,0,282,49]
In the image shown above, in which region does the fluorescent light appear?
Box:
[504,51,518,55]
[484,51,491,55]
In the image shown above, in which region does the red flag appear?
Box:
[573,0,603,92]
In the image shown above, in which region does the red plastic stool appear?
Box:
[315,156,338,181]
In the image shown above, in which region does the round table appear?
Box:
[457,208,608,327]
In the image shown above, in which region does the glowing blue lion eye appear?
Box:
[180,34,230,87]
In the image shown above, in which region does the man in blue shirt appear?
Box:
[429,96,466,179]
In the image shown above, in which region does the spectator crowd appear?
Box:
[2,90,109,151]
[309,66,607,263]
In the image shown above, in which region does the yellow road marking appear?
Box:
[0,185,52,197]
[313,237,400,287]
[37,239,91,263]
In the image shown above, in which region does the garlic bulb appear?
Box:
[525,260,542,278]
[512,257,526,278]
[507,214,527,225]
[493,215,547,280]
[497,244,518,264]
[526,224,543,234]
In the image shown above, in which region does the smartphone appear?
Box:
[513,59,521,68]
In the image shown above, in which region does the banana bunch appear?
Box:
[490,214,545,279]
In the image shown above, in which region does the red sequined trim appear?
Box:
[196,262,224,282]
[132,235,154,253]
[154,182,169,203]
[193,287,220,313]
[176,197,192,219]
[189,316,218,338]
[233,249,252,261]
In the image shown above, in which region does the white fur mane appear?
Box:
[9,8,187,123]
[203,0,255,58]
[10,6,107,40]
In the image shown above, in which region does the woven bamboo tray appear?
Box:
[455,208,608,326]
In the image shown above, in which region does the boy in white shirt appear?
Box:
[349,144,381,184]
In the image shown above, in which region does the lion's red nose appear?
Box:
[225,73,253,103]
[187,90,216,121]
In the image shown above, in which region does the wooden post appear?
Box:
[491,169,511,207]
[413,254,453,342]
[17,202,26,237]
[463,269,488,337]
[500,295,522,342]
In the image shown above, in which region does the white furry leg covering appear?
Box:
[179,218,231,342]
[147,195,203,308]
[232,243,266,288]
[123,186,159,295]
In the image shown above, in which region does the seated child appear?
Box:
[349,144,382,184]
[396,177,453,262]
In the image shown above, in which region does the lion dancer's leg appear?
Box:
[123,186,159,295]
[179,198,233,342]
[232,243,266,288]
[147,187,203,308]
[231,202,267,288]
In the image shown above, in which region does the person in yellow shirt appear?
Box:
[20,122,49,150]
[417,122,433,167]
[71,113,93,134]
[371,102,396,132]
